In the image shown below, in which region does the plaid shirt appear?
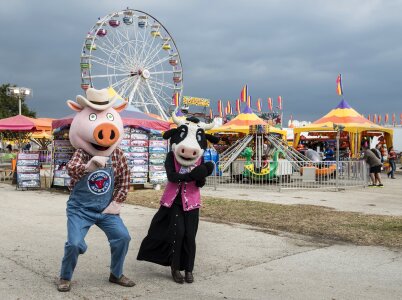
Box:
[67,148,129,203]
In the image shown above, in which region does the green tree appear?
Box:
[0,83,36,118]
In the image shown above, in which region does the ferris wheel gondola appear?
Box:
[80,8,184,120]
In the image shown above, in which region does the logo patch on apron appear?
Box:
[87,170,111,195]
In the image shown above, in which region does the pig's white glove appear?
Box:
[102,201,122,215]
[85,156,109,172]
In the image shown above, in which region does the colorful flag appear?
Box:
[385,113,389,124]
[236,99,240,114]
[392,113,396,124]
[172,92,179,107]
[240,85,248,102]
[227,100,231,114]
[209,108,213,119]
[217,100,222,117]
[373,114,377,124]
[256,98,261,112]
[277,96,282,110]
[230,105,233,115]
[247,95,251,107]
[336,74,343,96]
[267,97,273,111]
[378,114,382,124]
[400,113,402,125]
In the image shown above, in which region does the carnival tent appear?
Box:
[52,109,170,131]
[0,115,53,132]
[293,99,393,157]
[208,106,286,136]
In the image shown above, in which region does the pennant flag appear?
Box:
[209,108,213,119]
[240,85,248,102]
[268,97,273,111]
[230,105,233,115]
[336,74,343,96]
[236,99,240,114]
[385,113,389,124]
[400,113,402,125]
[227,100,231,114]
[217,100,223,117]
[277,96,282,110]
[378,114,382,124]
[172,92,179,107]
[247,95,251,107]
[392,113,396,124]
[373,113,377,124]
[256,98,261,112]
[367,114,371,122]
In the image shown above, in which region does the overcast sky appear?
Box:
[1,0,401,123]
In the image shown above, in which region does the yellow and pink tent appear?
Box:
[293,99,393,157]
[208,106,286,136]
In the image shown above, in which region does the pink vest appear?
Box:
[160,156,201,211]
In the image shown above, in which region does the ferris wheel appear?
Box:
[80,8,183,120]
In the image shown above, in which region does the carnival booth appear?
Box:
[0,115,53,187]
[51,108,170,188]
[293,100,393,158]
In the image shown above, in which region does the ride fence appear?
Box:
[205,159,368,191]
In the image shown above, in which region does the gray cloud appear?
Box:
[0,0,401,123]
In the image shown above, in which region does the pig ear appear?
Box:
[113,101,128,113]
[67,100,83,112]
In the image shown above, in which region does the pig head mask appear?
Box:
[67,88,128,157]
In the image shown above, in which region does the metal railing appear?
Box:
[205,159,368,191]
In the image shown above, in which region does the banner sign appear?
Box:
[182,96,210,107]
[16,152,40,188]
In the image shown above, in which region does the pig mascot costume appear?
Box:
[57,88,135,292]
[137,114,219,284]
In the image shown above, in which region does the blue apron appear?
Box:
[67,157,114,213]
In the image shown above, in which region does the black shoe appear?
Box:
[109,273,136,287]
[377,184,384,188]
[387,172,390,178]
[185,271,194,283]
[171,267,184,284]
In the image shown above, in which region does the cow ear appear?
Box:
[162,129,178,140]
[205,134,220,144]
[113,101,128,112]
[67,100,83,112]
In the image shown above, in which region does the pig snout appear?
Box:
[176,144,200,159]
[93,123,120,146]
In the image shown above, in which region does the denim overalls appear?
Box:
[60,158,131,280]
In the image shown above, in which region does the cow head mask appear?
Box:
[66,88,128,157]
[163,112,219,166]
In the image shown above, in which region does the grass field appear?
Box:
[126,189,402,248]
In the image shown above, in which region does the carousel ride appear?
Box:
[80,8,184,120]
[217,124,337,182]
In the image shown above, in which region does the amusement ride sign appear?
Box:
[182,96,210,107]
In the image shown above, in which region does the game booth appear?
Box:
[51,109,171,188]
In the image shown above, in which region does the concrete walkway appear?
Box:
[0,183,401,299]
[203,173,402,216]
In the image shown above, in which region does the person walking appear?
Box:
[387,146,397,179]
[363,147,383,187]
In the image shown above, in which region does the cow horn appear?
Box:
[171,110,183,126]
[202,119,215,131]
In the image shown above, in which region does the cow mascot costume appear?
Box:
[137,113,219,284]
[57,88,135,292]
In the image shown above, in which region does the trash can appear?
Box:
[203,148,221,176]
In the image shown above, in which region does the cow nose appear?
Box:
[177,145,199,158]
[93,123,120,147]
